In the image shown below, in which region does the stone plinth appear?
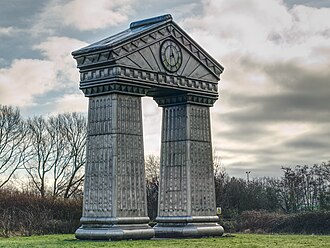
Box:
[75,93,154,240]
[154,95,224,238]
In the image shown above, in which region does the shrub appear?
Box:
[0,190,82,237]
[274,211,330,234]
[238,210,286,233]
[236,210,330,234]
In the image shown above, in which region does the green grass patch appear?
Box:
[0,234,329,248]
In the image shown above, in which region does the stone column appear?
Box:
[75,93,154,240]
[153,94,224,238]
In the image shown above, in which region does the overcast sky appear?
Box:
[0,0,329,178]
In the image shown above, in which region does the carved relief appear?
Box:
[84,96,114,217]
[116,95,146,217]
[83,94,147,219]
[158,103,216,218]
[189,106,215,216]
[190,141,215,216]
[159,106,188,216]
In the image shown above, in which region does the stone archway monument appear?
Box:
[72,14,224,240]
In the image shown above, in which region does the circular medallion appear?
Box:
[160,40,182,73]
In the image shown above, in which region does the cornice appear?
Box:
[79,66,218,97]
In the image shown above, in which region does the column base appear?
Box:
[154,216,224,238]
[75,217,155,240]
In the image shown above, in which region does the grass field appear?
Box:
[0,233,329,248]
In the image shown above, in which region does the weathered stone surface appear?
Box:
[153,100,223,238]
[72,14,224,240]
[75,94,154,240]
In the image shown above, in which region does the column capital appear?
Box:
[81,82,150,97]
[154,93,217,107]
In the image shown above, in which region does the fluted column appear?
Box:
[154,94,224,238]
[75,93,154,240]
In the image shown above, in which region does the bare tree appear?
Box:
[145,155,160,182]
[0,105,30,188]
[145,155,160,221]
[213,153,229,207]
[313,162,330,210]
[48,115,71,198]
[24,116,58,197]
[58,113,86,199]
[213,153,228,181]
[274,164,330,213]
[24,113,87,198]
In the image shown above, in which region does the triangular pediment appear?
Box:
[72,14,223,83]
[115,36,218,82]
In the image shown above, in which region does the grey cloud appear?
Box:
[224,142,329,178]
[224,93,330,124]
[214,122,271,142]
[0,0,47,28]
[264,63,330,95]
[217,124,330,177]
[283,129,330,151]
[214,54,330,176]
[0,34,60,66]
[284,0,330,8]
[224,160,285,178]
[219,56,330,126]
[285,139,329,150]
[0,0,51,63]
[134,0,203,19]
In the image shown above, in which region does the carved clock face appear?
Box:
[160,40,182,73]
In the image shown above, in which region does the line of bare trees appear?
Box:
[0,105,86,198]
[144,155,330,220]
[1,104,329,210]
[214,160,330,216]
[275,164,330,212]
